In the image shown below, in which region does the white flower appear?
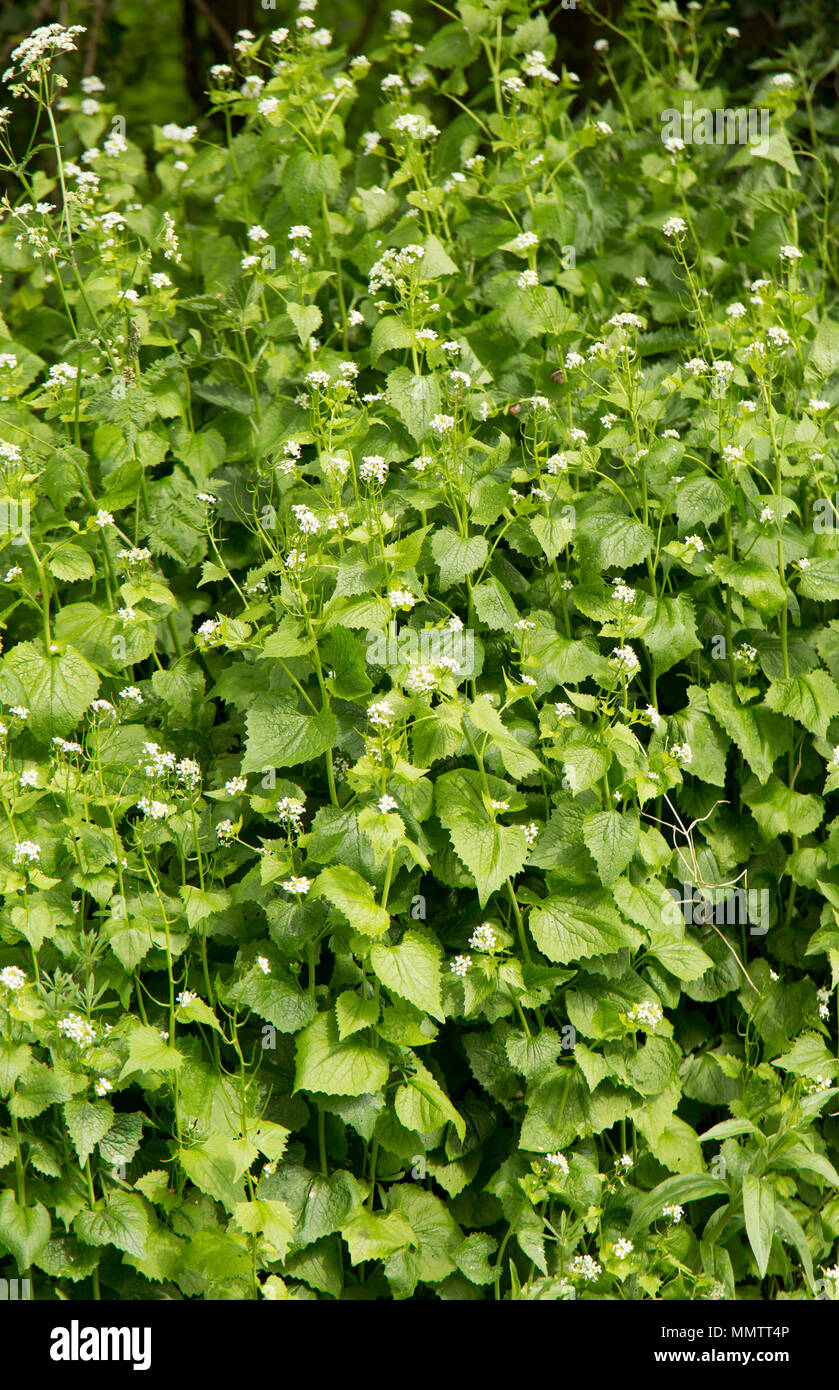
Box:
[430,413,455,434]
[12,840,40,865]
[613,1238,634,1259]
[683,534,705,552]
[0,966,26,991]
[545,1152,569,1174]
[94,509,114,527]
[388,588,416,611]
[95,1077,113,1097]
[611,578,636,606]
[611,645,640,675]
[18,768,38,788]
[594,38,609,52]
[368,701,395,727]
[771,73,796,89]
[663,1204,684,1223]
[406,664,437,694]
[450,954,470,977]
[617,1153,633,1170]
[766,325,791,349]
[759,506,775,524]
[662,215,688,238]
[276,797,305,832]
[735,644,758,664]
[257,956,271,976]
[469,923,498,952]
[555,702,574,720]
[119,686,143,702]
[377,794,398,813]
[177,990,198,1006]
[360,454,389,486]
[513,231,539,251]
[9,706,29,719]
[282,876,311,895]
[671,742,693,765]
[646,705,661,727]
[569,1254,601,1282]
[57,1013,96,1047]
[518,268,539,289]
[161,123,197,143]
[490,799,509,811]
[626,1000,663,1030]
[809,399,831,412]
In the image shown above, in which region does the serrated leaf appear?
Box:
[294,1011,389,1097]
[370,931,443,1019]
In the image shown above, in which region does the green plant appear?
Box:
[0,0,838,1302]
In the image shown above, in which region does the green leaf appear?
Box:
[386,367,441,441]
[765,670,839,738]
[335,990,378,1040]
[179,1136,255,1211]
[294,1012,389,1097]
[394,1056,465,1139]
[370,931,443,1019]
[287,301,322,347]
[529,891,643,963]
[63,1099,114,1166]
[454,1232,497,1284]
[232,1199,295,1258]
[742,1174,775,1278]
[628,1175,729,1238]
[638,594,699,676]
[312,865,390,936]
[576,511,654,568]
[530,512,575,562]
[74,1192,149,1260]
[120,1025,184,1079]
[742,775,823,838]
[430,527,488,587]
[445,817,528,907]
[242,695,337,774]
[0,1192,51,1270]
[0,641,98,742]
[340,1209,417,1264]
[713,556,786,615]
[582,810,640,886]
[48,543,95,583]
[707,683,786,783]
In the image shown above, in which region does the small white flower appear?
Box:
[282,876,311,895]
[683,534,705,552]
[57,1013,96,1047]
[662,215,688,239]
[613,1238,634,1259]
[95,1077,113,1097]
[513,231,539,251]
[626,1000,663,1030]
[469,923,498,952]
[671,742,693,765]
[450,954,470,977]
[663,1204,684,1223]
[0,966,26,992]
[12,840,40,865]
[545,1152,569,1174]
[256,956,271,976]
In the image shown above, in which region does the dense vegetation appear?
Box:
[1,0,839,1301]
